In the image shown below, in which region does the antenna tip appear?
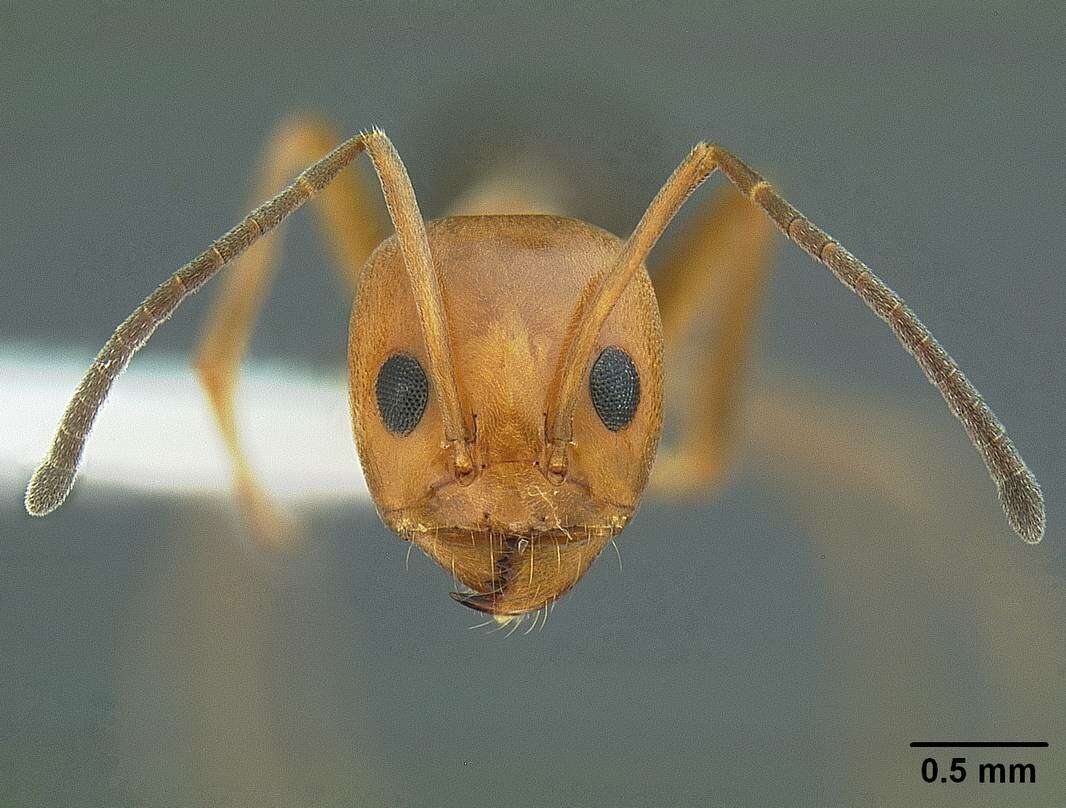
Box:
[998,469,1046,544]
[24,462,76,517]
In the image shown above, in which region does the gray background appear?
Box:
[1,2,1064,806]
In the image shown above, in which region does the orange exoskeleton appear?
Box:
[350,215,663,615]
[26,123,1045,620]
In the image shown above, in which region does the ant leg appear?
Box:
[650,186,775,497]
[192,116,386,544]
[744,371,1063,753]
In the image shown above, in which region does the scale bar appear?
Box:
[910,742,1048,748]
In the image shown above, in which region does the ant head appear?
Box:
[348,215,663,616]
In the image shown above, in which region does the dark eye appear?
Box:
[375,353,429,435]
[589,346,640,431]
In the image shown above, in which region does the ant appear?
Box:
[26,119,1045,620]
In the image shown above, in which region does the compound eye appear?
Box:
[589,346,640,431]
[375,353,429,436]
